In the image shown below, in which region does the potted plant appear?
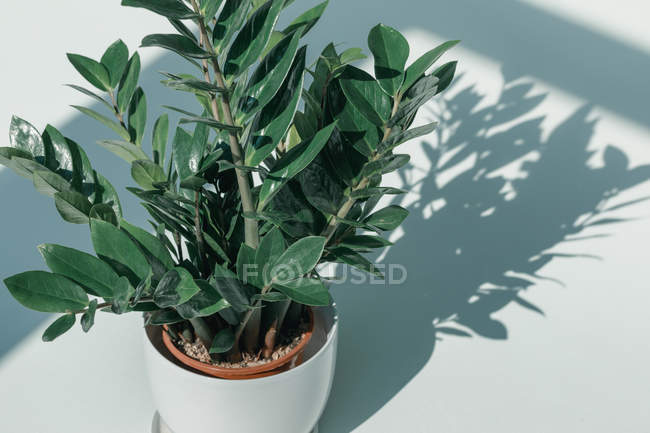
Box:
[1,0,458,432]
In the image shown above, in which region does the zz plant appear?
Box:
[1,0,458,360]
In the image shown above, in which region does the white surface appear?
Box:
[145,307,337,433]
[1,1,650,433]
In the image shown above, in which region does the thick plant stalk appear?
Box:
[194,190,208,277]
[242,308,261,354]
[262,319,278,359]
[191,0,259,249]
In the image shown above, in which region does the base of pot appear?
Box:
[151,410,319,433]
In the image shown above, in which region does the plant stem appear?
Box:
[321,96,402,243]
[190,0,259,249]
[109,91,128,130]
[71,296,153,315]
[194,189,208,277]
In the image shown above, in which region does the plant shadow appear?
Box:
[319,77,650,432]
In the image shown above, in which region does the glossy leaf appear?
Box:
[350,186,406,199]
[172,127,198,182]
[338,234,392,250]
[54,190,92,224]
[363,205,409,230]
[42,314,76,342]
[274,277,330,306]
[128,87,147,146]
[101,40,129,88]
[65,84,113,111]
[97,139,149,164]
[283,0,328,36]
[9,116,44,158]
[152,114,169,166]
[141,34,210,59]
[212,263,250,313]
[224,0,284,77]
[338,66,392,127]
[121,0,197,19]
[120,218,175,271]
[178,116,242,132]
[271,236,326,282]
[81,299,98,332]
[4,271,89,313]
[432,61,457,94]
[111,276,135,314]
[388,75,439,127]
[72,106,131,141]
[131,159,166,190]
[90,218,151,281]
[368,24,409,96]
[67,54,111,91]
[239,29,302,122]
[33,170,70,197]
[117,53,141,114]
[209,327,235,354]
[378,122,438,153]
[257,122,336,211]
[245,47,305,166]
[93,171,123,217]
[255,227,285,285]
[329,246,384,278]
[401,40,459,94]
[176,280,230,319]
[153,267,201,308]
[89,203,118,225]
[200,0,223,21]
[213,0,250,52]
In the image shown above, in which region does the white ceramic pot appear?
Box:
[143,305,339,433]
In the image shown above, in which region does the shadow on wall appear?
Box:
[320,78,650,432]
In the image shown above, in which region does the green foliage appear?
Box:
[2,0,459,355]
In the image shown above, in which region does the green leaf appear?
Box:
[329,246,384,278]
[161,72,227,94]
[117,53,141,114]
[200,0,223,21]
[224,0,284,77]
[141,34,210,59]
[93,171,123,217]
[255,227,285,286]
[42,314,76,342]
[171,127,197,181]
[364,205,409,230]
[378,122,438,153]
[81,299,98,332]
[67,54,111,91]
[132,159,166,190]
[0,147,33,176]
[90,203,118,225]
[274,277,330,306]
[338,234,392,250]
[54,190,92,224]
[153,267,201,308]
[401,40,459,94]
[97,139,149,164]
[245,46,305,166]
[111,276,135,314]
[283,0,328,36]
[152,114,169,166]
[209,327,235,354]
[271,236,326,282]
[121,0,197,19]
[4,271,89,313]
[72,106,131,141]
[212,263,250,313]
[120,218,175,271]
[65,84,113,111]
[178,116,242,132]
[101,40,129,88]
[90,218,151,281]
[368,24,409,96]
[147,309,185,325]
[128,87,147,146]
[252,291,288,302]
[350,186,406,199]
[38,244,120,298]
[257,122,337,211]
[388,75,439,128]
[176,280,230,319]
[338,66,392,126]
[9,116,44,158]
[213,0,250,52]
[432,61,457,94]
[236,243,258,286]
[239,29,302,122]
[33,170,71,197]
[340,47,367,65]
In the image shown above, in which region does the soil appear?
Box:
[174,321,309,369]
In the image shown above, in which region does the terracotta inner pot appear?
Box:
[161,307,314,380]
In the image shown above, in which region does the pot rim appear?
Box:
[162,307,314,379]
[147,304,339,383]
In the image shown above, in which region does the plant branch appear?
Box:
[194,189,208,277]
[109,90,128,130]
[321,95,403,243]
[190,0,259,249]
